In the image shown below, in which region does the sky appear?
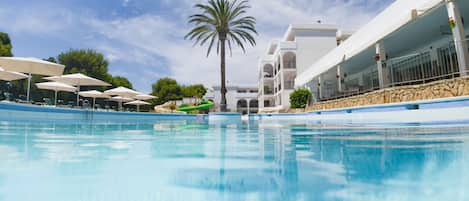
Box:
[0,0,393,93]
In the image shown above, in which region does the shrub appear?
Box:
[290,89,312,108]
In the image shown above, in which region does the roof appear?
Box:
[283,23,338,41]
[295,0,444,86]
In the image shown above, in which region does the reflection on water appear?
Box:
[0,120,468,201]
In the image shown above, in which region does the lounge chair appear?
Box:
[43,98,54,106]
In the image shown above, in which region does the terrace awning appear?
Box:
[104,87,139,98]
[45,73,111,106]
[295,0,444,86]
[0,57,65,76]
[0,67,28,81]
[0,57,66,101]
[78,90,110,109]
[125,100,150,112]
[45,73,110,87]
[109,96,134,111]
[134,94,156,100]
[36,82,77,105]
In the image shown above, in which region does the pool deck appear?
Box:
[254,96,469,124]
[0,101,203,123]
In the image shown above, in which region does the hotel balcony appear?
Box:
[283,52,296,70]
[284,81,295,90]
[278,41,297,51]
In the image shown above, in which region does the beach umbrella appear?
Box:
[104,87,139,98]
[0,67,28,81]
[0,57,65,102]
[125,100,150,112]
[110,96,134,111]
[36,82,76,105]
[45,73,111,106]
[134,93,156,100]
[78,90,110,109]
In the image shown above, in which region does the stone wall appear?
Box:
[306,76,469,111]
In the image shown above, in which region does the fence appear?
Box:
[318,39,468,102]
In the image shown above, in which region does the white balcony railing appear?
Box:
[279,41,297,50]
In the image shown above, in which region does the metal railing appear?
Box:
[385,42,460,87]
[284,81,295,89]
[284,60,296,69]
[317,40,467,102]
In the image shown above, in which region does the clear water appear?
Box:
[1,119,468,201]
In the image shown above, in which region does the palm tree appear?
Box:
[185,0,257,112]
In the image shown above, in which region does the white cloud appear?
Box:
[123,0,130,7]
[0,0,393,91]
[86,0,391,89]
[0,7,75,35]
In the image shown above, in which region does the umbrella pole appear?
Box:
[93,98,96,110]
[26,73,31,102]
[137,105,140,112]
[76,85,80,107]
[54,90,58,106]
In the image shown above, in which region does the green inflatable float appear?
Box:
[177,99,214,112]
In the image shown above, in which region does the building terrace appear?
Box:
[296,0,469,108]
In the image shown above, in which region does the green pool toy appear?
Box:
[177,100,214,112]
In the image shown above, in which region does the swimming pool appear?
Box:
[1,119,468,201]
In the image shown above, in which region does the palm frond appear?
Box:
[185,0,257,57]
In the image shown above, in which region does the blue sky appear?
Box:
[0,0,393,93]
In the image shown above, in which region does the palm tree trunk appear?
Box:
[220,38,228,112]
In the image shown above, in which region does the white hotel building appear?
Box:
[258,24,351,112]
[294,0,469,103]
[204,85,259,114]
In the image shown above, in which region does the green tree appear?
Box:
[58,49,110,82]
[54,49,134,106]
[0,32,13,100]
[111,76,133,89]
[0,32,13,56]
[185,0,257,111]
[151,78,183,105]
[44,57,57,63]
[290,89,312,109]
[182,84,207,98]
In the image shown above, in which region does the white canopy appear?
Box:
[125,100,150,112]
[105,87,139,98]
[109,95,134,111]
[134,93,156,100]
[109,96,134,102]
[36,82,77,92]
[295,0,443,86]
[78,90,110,98]
[46,73,111,106]
[45,73,110,87]
[0,67,28,81]
[36,82,77,105]
[78,90,110,109]
[125,100,150,106]
[0,57,65,76]
[0,57,66,101]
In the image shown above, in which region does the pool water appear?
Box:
[0,119,468,201]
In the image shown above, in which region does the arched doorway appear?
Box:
[249,99,259,114]
[236,99,248,115]
[263,64,274,78]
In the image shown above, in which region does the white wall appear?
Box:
[206,87,258,112]
[295,30,338,74]
[281,89,294,109]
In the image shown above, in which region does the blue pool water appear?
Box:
[0,119,468,201]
